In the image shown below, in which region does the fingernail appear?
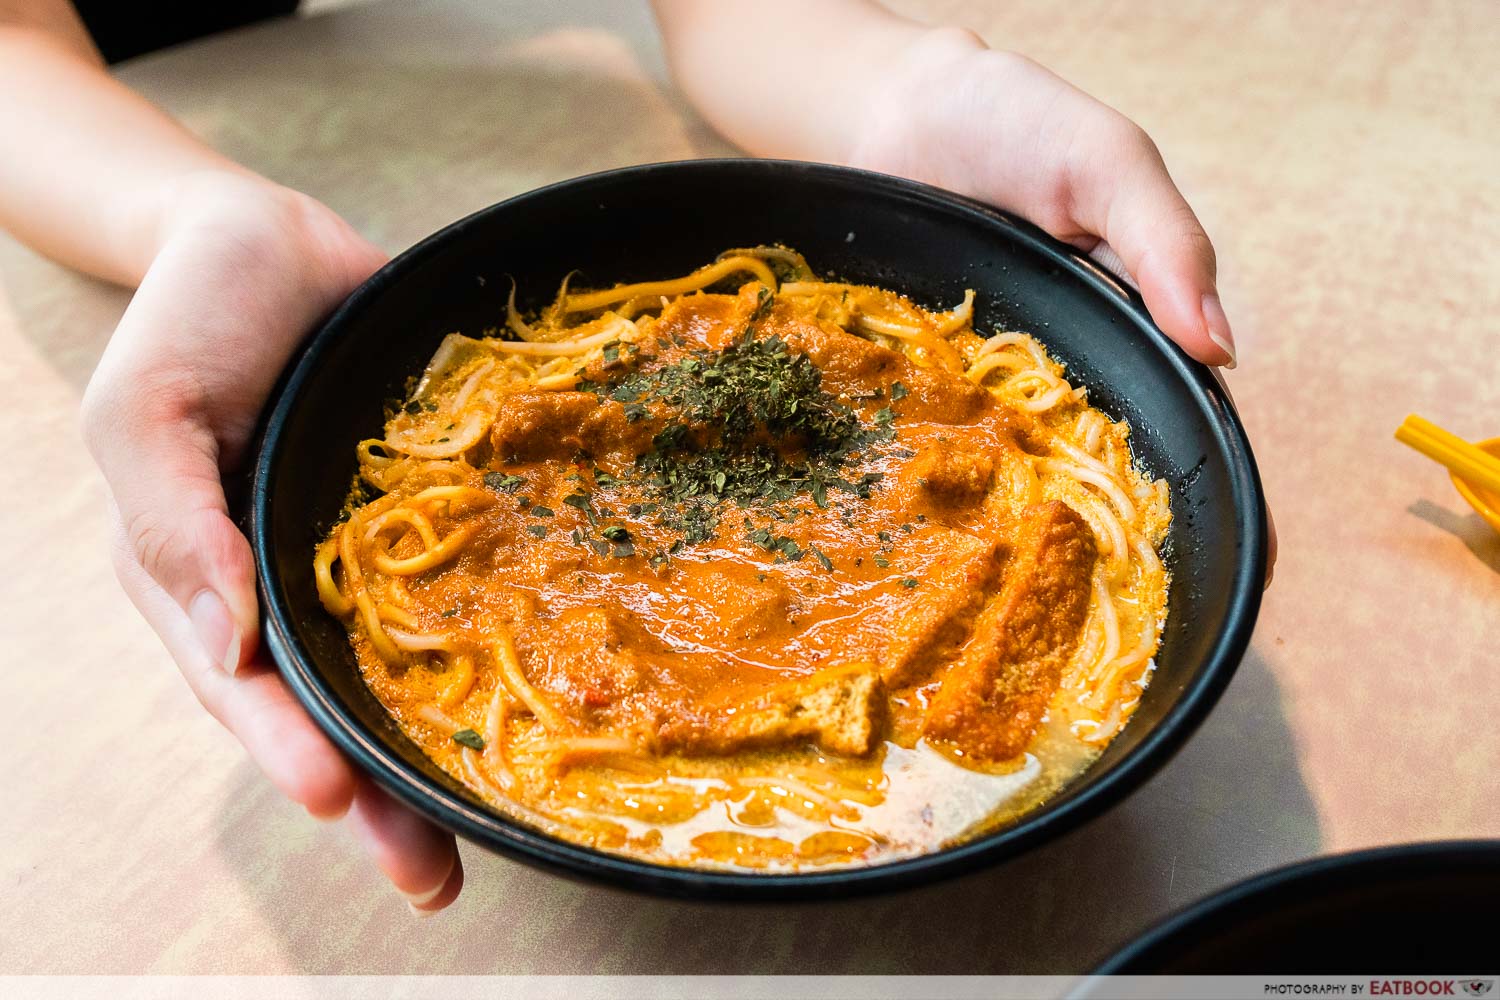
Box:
[402,879,447,908]
[407,901,440,919]
[401,852,455,917]
[189,589,242,676]
[1201,294,1237,369]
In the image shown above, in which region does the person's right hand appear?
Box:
[82,172,466,914]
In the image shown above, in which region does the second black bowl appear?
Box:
[1090,841,1500,973]
[250,159,1268,899]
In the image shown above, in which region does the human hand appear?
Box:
[849,32,1276,580]
[848,30,1237,369]
[82,172,465,913]
[846,33,1276,580]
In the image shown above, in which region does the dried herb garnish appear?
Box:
[890,381,909,401]
[900,578,919,589]
[601,525,630,543]
[569,324,897,553]
[808,544,834,571]
[451,729,485,751]
[526,524,549,539]
[530,505,554,518]
[562,492,599,526]
[746,525,806,562]
[483,472,525,493]
[750,285,774,322]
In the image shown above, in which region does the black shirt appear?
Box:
[75,0,301,64]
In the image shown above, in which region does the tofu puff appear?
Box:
[314,249,1171,870]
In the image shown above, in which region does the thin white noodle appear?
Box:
[506,280,538,341]
[493,633,569,733]
[1014,382,1074,413]
[356,439,398,471]
[386,576,414,607]
[384,410,489,458]
[491,316,633,356]
[1067,614,1104,690]
[461,748,603,838]
[340,518,402,665]
[450,360,495,412]
[385,627,456,652]
[1080,701,1123,744]
[549,738,658,776]
[416,703,461,732]
[1046,476,1127,570]
[462,746,513,799]
[855,314,927,340]
[1100,599,1162,683]
[1049,433,1116,479]
[363,507,439,550]
[1010,456,1042,507]
[376,605,419,629]
[1037,457,1139,522]
[1132,531,1164,578]
[1092,566,1121,677]
[478,683,516,791]
[737,775,849,815]
[933,288,975,336]
[1002,370,1062,394]
[405,485,494,514]
[554,736,640,756]
[978,332,1052,370]
[965,351,1029,384]
[1076,410,1106,456]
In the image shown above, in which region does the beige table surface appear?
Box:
[2,0,1497,977]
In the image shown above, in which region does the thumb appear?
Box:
[84,370,257,676]
[1068,114,1237,368]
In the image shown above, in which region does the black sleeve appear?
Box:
[74,0,302,64]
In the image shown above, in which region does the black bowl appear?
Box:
[249,159,1268,899]
[1089,841,1500,973]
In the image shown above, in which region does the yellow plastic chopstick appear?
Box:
[1395,415,1500,496]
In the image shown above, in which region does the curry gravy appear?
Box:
[319,263,1170,869]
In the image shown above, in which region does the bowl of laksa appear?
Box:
[250,160,1267,897]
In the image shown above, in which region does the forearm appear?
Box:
[651,0,984,163]
[0,7,262,286]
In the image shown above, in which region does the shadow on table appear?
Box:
[1407,499,1500,576]
[211,645,1320,974]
